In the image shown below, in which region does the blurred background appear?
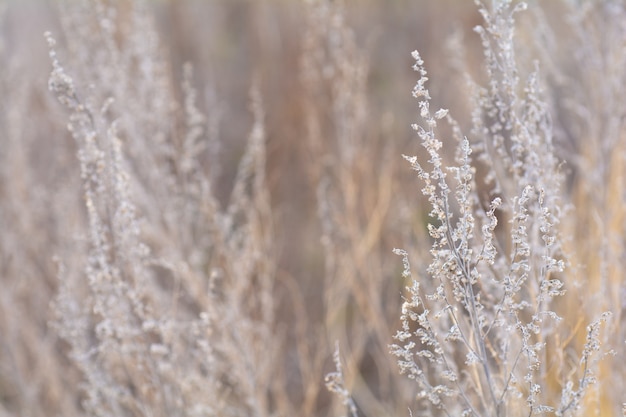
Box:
[1,1,624,416]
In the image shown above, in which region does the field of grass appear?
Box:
[0,1,624,416]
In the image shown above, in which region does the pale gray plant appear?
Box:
[390,1,611,417]
[1,0,624,416]
[325,342,359,417]
[45,2,278,416]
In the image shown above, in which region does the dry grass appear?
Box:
[0,1,624,416]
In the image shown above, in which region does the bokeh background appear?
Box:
[1,1,624,416]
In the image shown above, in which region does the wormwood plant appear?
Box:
[389,1,611,416]
[5,0,626,416]
[45,3,278,416]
